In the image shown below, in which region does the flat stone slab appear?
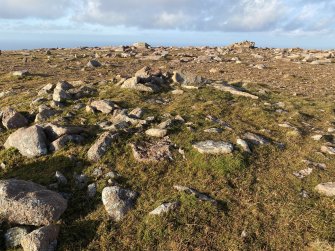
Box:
[192,140,233,154]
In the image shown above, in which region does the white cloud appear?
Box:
[0,0,76,19]
[0,0,334,33]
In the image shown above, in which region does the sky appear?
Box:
[0,0,335,50]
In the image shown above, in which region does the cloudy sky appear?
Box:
[0,0,335,49]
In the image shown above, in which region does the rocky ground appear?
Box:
[0,41,335,250]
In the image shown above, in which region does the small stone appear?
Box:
[5,227,29,248]
[203,128,223,133]
[293,168,313,179]
[321,145,335,155]
[55,171,67,185]
[236,138,251,153]
[90,100,118,114]
[243,132,270,145]
[149,202,180,215]
[87,183,97,198]
[102,186,138,221]
[12,70,29,77]
[87,60,101,67]
[145,128,167,137]
[21,225,60,251]
[74,173,88,189]
[315,182,335,197]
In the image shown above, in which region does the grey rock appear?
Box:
[49,134,85,152]
[321,145,335,155]
[145,128,167,138]
[0,179,67,226]
[87,60,101,67]
[87,132,119,162]
[5,226,29,248]
[35,105,59,122]
[102,186,138,221]
[1,107,28,129]
[21,225,60,251]
[149,202,179,215]
[12,70,29,77]
[91,100,118,114]
[4,125,48,158]
[193,141,233,154]
[55,171,67,185]
[172,71,210,88]
[236,138,251,153]
[133,42,150,49]
[74,173,88,189]
[87,183,97,198]
[53,88,71,102]
[43,123,86,142]
[243,132,270,145]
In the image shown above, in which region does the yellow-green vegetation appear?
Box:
[0,47,335,250]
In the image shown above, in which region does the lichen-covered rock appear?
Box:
[4,125,48,157]
[0,179,67,226]
[102,186,138,221]
[21,225,60,251]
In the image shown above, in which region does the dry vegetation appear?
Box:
[0,43,335,250]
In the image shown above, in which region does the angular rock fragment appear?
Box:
[90,100,118,114]
[4,125,48,157]
[5,227,29,249]
[1,107,28,129]
[49,134,85,152]
[43,123,86,141]
[21,225,60,251]
[0,179,67,226]
[102,186,138,221]
[236,138,251,153]
[172,71,210,88]
[87,60,101,67]
[243,132,270,145]
[149,202,180,215]
[87,132,119,161]
[35,105,60,122]
[193,140,233,154]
